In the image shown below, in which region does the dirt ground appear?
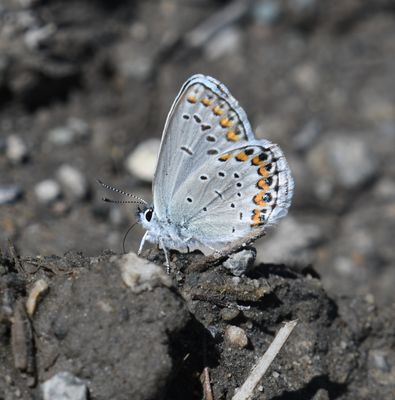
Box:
[1,0,395,399]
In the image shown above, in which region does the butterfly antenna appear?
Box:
[102,198,145,205]
[97,179,147,205]
[122,221,138,254]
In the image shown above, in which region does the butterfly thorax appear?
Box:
[138,207,193,251]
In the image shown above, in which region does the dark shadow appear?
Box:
[270,375,347,400]
[165,317,219,400]
[249,263,299,280]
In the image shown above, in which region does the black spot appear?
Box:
[265,177,273,186]
[237,192,241,197]
[201,124,211,131]
[206,135,216,142]
[200,175,208,181]
[232,227,235,233]
[193,114,202,123]
[258,152,269,161]
[266,163,273,171]
[230,203,235,208]
[264,193,272,202]
[203,207,207,212]
[182,114,190,120]
[239,212,243,220]
[207,149,219,155]
[233,172,240,179]
[187,197,193,203]
[236,182,242,188]
[245,148,254,156]
[218,171,225,177]
[181,146,193,155]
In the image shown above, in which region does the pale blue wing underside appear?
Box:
[152,74,294,252]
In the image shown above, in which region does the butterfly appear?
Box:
[100,75,294,268]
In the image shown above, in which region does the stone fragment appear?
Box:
[56,165,89,200]
[224,325,248,348]
[34,180,61,204]
[125,139,160,182]
[42,372,87,400]
[223,249,256,277]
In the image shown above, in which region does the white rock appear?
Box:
[224,325,248,348]
[6,135,28,163]
[0,185,22,204]
[56,165,89,200]
[223,249,256,277]
[117,253,172,294]
[34,180,61,204]
[125,139,160,182]
[41,371,87,400]
[48,118,90,146]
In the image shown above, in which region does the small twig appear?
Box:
[232,320,298,400]
[201,367,214,400]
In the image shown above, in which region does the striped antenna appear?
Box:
[97,180,147,205]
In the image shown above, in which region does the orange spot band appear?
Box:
[258,166,269,177]
[236,151,249,162]
[253,192,268,207]
[220,118,233,128]
[252,209,261,226]
[219,153,231,162]
[226,131,240,141]
[257,179,270,190]
[213,106,224,116]
[201,98,212,106]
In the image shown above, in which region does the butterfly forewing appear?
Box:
[153,75,254,219]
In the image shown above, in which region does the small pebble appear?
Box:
[56,165,89,200]
[48,118,90,146]
[34,180,61,204]
[41,371,88,400]
[0,185,23,204]
[220,308,241,322]
[224,325,248,348]
[118,253,172,293]
[125,139,160,182]
[223,249,256,276]
[6,135,28,163]
[370,350,391,373]
[48,127,75,146]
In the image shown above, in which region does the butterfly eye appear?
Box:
[144,209,153,222]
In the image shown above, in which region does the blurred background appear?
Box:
[0,0,394,305]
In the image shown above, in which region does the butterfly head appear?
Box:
[137,205,157,230]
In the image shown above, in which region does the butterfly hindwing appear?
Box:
[170,143,293,251]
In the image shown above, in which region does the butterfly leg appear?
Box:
[137,231,148,256]
[159,237,171,274]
